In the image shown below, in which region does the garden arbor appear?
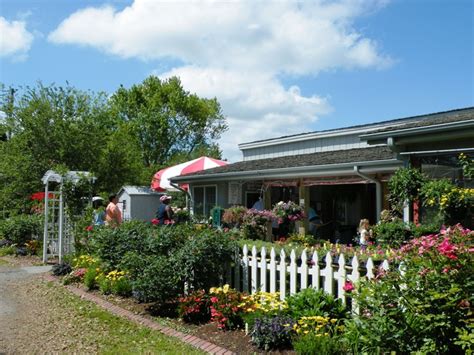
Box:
[42,170,95,263]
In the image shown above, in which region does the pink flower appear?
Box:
[437,238,458,260]
[343,281,355,292]
[210,296,219,303]
[151,218,159,225]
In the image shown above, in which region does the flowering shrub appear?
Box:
[345,224,474,353]
[241,209,275,240]
[209,285,245,330]
[251,315,295,350]
[97,269,132,296]
[177,290,211,324]
[222,206,247,227]
[73,254,98,269]
[293,315,338,336]
[240,291,288,329]
[272,201,305,223]
[63,267,87,285]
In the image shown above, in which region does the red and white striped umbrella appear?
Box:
[151,156,228,192]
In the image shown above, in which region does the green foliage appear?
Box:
[109,76,227,166]
[131,255,183,303]
[175,228,238,290]
[0,245,15,256]
[372,219,412,248]
[345,225,473,353]
[52,262,72,276]
[388,167,426,213]
[293,332,345,355]
[459,152,474,179]
[84,266,100,290]
[0,214,42,244]
[285,288,348,320]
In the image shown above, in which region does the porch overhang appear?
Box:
[171,158,402,184]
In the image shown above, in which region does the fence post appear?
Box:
[269,247,277,293]
[337,254,346,304]
[242,245,249,293]
[323,252,334,296]
[279,249,287,300]
[350,255,360,315]
[289,249,297,295]
[251,245,258,294]
[234,248,241,291]
[310,251,320,290]
[366,258,375,279]
[300,249,308,290]
[260,247,267,292]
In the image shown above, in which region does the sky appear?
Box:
[0,0,473,162]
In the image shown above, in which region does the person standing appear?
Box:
[105,194,122,227]
[156,195,174,225]
[92,197,105,226]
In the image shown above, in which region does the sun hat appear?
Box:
[160,194,172,202]
[92,196,104,202]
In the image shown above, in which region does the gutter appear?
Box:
[171,159,402,184]
[353,166,382,222]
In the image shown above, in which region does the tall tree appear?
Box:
[109,76,227,168]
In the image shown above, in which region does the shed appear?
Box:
[117,186,163,221]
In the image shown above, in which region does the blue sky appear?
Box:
[0,0,473,162]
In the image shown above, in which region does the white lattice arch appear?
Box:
[42,170,94,263]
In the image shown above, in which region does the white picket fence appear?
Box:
[230,245,390,312]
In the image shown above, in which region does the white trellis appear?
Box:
[232,245,390,313]
[42,170,94,263]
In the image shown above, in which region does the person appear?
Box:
[251,197,264,211]
[307,206,322,236]
[92,196,105,226]
[358,218,372,248]
[105,194,122,227]
[156,194,174,225]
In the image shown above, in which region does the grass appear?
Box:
[43,281,205,354]
[0,246,15,257]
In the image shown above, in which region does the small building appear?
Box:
[117,186,163,221]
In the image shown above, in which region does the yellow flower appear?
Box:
[223,284,230,294]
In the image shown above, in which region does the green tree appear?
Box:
[109,76,227,168]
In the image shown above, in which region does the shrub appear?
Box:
[241,209,274,240]
[175,229,238,290]
[0,245,15,256]
[344,225,473,353]
[388,167,426,213]
[285,288,348,320]
[372,220,412,248]
[131,256,183,303]
[241,291,287,329]
[98,270,132,296]
[84,266,102,290]
[63,267,87,285]
[177,290,211,324]
[222,206,247,227]
[293,331,345,355]
[251,315,295,351]
[52,262,72,276]
[0,214,42,244]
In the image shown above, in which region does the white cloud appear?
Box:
[49,0,392,161]
[160,66,331,162]
[0,17,34,60]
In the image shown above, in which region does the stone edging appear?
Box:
[43,275,235,355]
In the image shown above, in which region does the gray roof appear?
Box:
[118,186,162,196]
[242,107,474,146]
[365,107,474,135]
[173,146,395,181]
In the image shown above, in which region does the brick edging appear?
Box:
[43,275,235,355]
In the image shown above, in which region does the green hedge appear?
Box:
[0,214,43,244]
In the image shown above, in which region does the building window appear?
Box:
[193,186,217,218]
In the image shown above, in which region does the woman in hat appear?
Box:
[156,194,174,225]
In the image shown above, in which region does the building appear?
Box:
[117,186,163,221]
[172,107,474,240]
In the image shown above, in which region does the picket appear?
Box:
[237,244,390,307]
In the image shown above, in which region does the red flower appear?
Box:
[343,281,355,292]
[85,225,93,232]
[151,218,159,225]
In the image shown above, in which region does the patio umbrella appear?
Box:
[151,156,228,192]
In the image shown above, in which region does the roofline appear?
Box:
[360,119,474,141]
[171,158,402,183]
[239,107,474,150]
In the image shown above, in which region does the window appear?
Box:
[193,185,217,217]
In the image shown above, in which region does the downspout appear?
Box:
[354,166,382,223]
[170,182,193,214]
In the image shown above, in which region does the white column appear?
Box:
[42,183,49,263]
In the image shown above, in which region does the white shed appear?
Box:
[117,186,163,222]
